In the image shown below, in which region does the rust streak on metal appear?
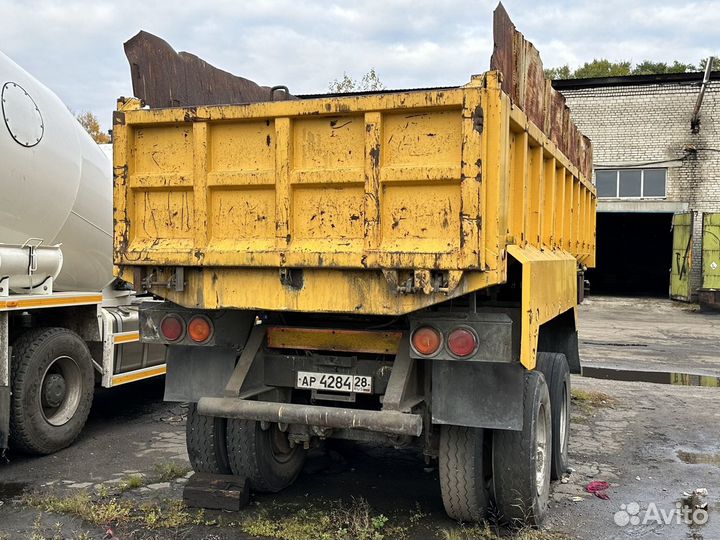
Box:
[491,3,591,179]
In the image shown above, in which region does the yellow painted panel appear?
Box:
[209,121,275,171]
[137,265,499,315]
[292,116,364,171]
[267,327,402,354]
[114,73,595,316]
[380,182,460,253]
[382,110,462,168]
[111,366,166,386]
[209,187,276,249]
[132,189,193,240]
[292,185,365,246]
[0,293,102,311]
[507,245,577,369]
[133,125,193,174]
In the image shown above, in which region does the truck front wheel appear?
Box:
[9,327,95,455]
[438,425,490,522]
[226,419,305,493]
[492,370,551,526]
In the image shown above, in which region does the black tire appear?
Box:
[186,403,231,474]
[536,352,570,480]
[492,370,551,527]
[9,327,95,455]
[226,419,305,493]
[439,425,490,522]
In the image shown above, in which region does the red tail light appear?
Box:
[160,314,184,342]
[188,315,213,343]
[447,327,478,357]
[411,326,442,356]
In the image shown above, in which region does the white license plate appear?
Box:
[296,371,372,394]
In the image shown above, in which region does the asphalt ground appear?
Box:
[0,296,718,540]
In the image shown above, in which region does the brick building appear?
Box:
[555,71,720,299]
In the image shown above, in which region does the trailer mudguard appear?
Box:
[164,345,238,402]
[432,360,524,431]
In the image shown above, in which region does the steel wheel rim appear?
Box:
[560,380,569,455]
[40,355,82,427]
[269,425,295,464]
[535,402,548,495]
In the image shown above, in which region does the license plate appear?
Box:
[296,371,372,394]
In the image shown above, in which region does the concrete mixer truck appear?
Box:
[0,51,166,456]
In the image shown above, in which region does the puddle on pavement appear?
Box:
[581,366,720,387]
[677,450,720,466]
[0,481,28,500]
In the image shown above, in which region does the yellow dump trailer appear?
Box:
[113,5,595,526]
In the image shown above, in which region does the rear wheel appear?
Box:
[226,419,305,493]
[492,370,551,527]
[536,352,570,479]
[186,403,231,474]
[439,425,490,522]
[9,328,95,454]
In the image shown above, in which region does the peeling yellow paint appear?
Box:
[113,71,596,318]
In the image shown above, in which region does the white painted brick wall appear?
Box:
[560,81,720,297]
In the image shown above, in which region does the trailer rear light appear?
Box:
[188,315,212,343]
[411,326,442,356]
[160,314,184,342]
[447,327,478,358]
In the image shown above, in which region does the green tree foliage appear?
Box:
[545,57,714,80]
[76,111,110,144]
[329,68,385,92]
[574,59,632,78]
[699,57,717,71]
[632,60,696,75]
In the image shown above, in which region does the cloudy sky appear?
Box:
[2,0,718,132]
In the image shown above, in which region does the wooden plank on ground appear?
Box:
[183,473,249,511]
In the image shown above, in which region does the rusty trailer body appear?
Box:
[113,74,595,370]
[113,5,596,526]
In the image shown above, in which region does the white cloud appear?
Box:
[1,0,717,130]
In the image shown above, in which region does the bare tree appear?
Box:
[329,68,385,93]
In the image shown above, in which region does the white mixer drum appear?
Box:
[0,51,113,292]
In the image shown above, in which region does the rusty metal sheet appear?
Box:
[548,88,565,151]
[124,31,293,108]
[522,41,545,130]
[491,3,591,178]
[581,135,593,179]
[490,3,514,98]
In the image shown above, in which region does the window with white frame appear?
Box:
[595,168,667,199]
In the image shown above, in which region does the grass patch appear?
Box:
[243,497,400,540]
[118,473,145,492]
[26,491,133,526]
[153,462,191,482]
[140,499,211,529]
[440,521,568,540]
[571,389,616,413]
[25,491,210,530]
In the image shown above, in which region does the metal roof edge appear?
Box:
[552,71,720,90]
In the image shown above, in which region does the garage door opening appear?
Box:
[586,212,673,296]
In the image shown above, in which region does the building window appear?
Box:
[595,168,666,199]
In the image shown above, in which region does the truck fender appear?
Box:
[537,308,582,374]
